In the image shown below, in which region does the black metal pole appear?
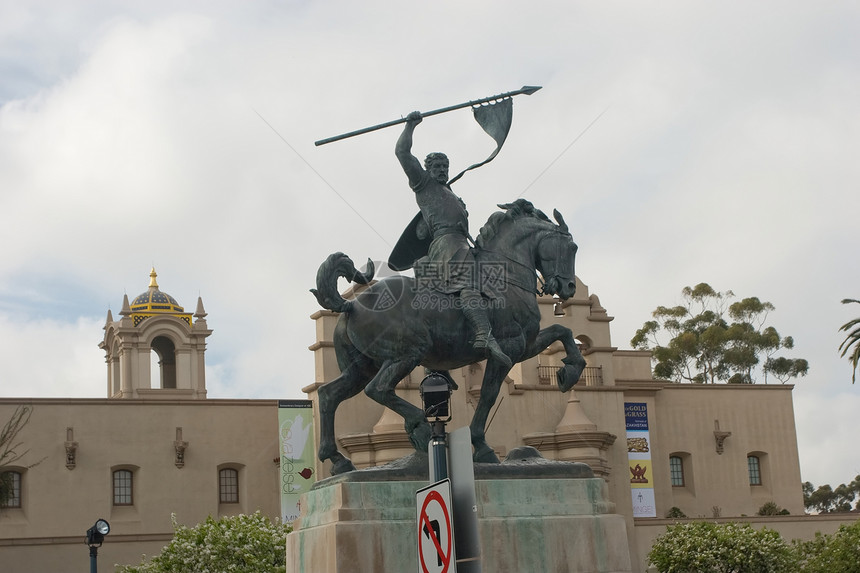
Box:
[89,545,98,573]
[429,420,448,481]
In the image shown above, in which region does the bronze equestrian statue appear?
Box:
[311,111,585,475]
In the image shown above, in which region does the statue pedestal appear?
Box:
[286,478,632,573]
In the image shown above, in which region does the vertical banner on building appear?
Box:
[625,402,656,517]
[278,400,315,523]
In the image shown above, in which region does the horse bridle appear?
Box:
[481,248,541,295]
[482,228,574,297]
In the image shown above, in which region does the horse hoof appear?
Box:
[409,421,432,452]
[473,445,501,464]
[330,457,357,475]
[557,364,582,392]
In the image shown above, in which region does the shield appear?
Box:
[388,212,431,271]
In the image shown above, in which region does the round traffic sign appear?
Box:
[418,489,453,573]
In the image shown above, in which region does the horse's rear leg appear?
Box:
[364,358,429,451]
[318,360,377,475]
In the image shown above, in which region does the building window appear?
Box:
[219,468,239,503]
[1,471,22,508]
[113,469,134,505]
[669,456,685,487]
[748,455,762,486]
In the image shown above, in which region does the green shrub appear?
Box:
[117,511,291,573]
[757,501,788,516]
[665,506,687,518]
[795,519,860,573]
[648,521,797,573]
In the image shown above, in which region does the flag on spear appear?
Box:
[448,97,514,185]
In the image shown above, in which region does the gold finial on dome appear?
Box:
[129,268,189,325]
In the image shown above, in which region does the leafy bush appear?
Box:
[665,506,687,518]
[795,519,860,573]
[117,511,291,573]
[648,521,797,573]
[757,501,788,516]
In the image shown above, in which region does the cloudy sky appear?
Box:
[1,1,858,488]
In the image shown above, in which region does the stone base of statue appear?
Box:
[285,454,632,573]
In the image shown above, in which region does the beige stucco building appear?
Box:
[0,271,281,571]
[0,270,854,572]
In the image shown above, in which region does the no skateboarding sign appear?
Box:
[416,479,457,573]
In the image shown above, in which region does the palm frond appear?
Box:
[839,299,860,383]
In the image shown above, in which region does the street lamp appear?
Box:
[86,518,110,573]
[420,372,453,480]
[420,371,453,421]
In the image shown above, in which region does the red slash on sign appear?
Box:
[417,483,455,573]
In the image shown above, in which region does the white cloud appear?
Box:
[0,0,858,485]
[794,388,860,486]
[0,314,104,397]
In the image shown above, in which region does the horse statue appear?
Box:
[311,198,585,475]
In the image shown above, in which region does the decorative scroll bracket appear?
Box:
[714,420,732,455]
[174,427,188,468]
[64,427,78,470]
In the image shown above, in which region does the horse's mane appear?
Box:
[476,198,553,248]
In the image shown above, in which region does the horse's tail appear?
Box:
[310,252,375,313]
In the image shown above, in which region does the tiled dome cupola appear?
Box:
[100,268,211,400]
[129,268,192,327]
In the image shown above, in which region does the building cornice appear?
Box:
[0,397,281,406]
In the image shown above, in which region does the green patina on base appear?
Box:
[286,478,632,573]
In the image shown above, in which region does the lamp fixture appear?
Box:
[86,518,110,547]
[86,518,110,572]
[419,371,454,481]
[419,372,453,421]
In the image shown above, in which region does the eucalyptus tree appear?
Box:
[631,283,808,384]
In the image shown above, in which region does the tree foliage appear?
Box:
[756,501,789,516]
[631,283,809,384]
[117,512,292,573]
[647,521,797,572]
[649,520,860,573]
[795,520,860,573]
[803,476,860,513]
[838,298,860,383]
[1,405,33,508]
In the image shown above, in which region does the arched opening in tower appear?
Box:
[150,336,177,389]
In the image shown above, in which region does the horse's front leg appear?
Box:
[469,358,512,464]
[523,324,586,392]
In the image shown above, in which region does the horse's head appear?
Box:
[477,200,578,300]
[536,209,578,300]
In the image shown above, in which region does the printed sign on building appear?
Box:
[278,400,315,523]
[625,401,656,517]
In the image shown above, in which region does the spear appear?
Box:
[314,85,542,146]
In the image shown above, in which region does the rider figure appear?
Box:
[396,111,512,369]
